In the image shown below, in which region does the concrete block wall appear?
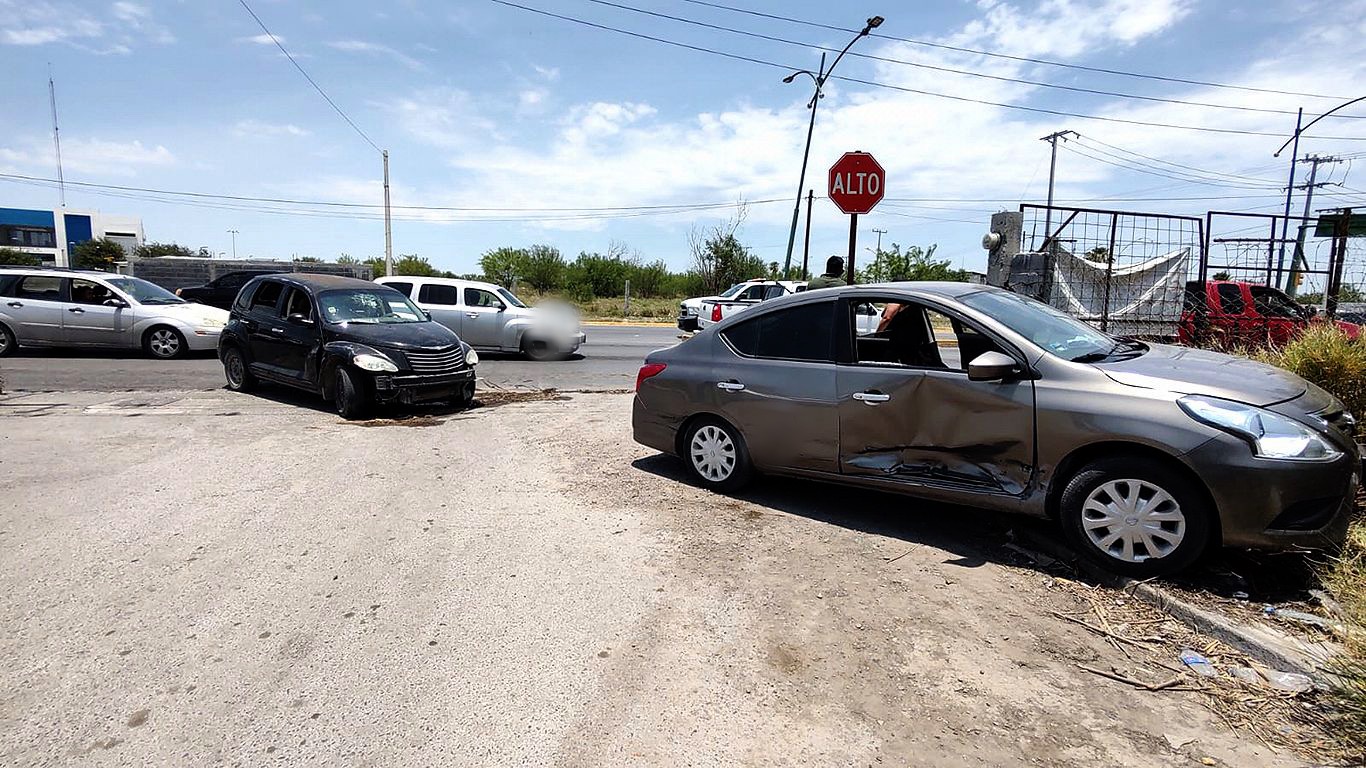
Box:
[125,258,373,291]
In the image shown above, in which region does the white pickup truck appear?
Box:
[695,280,806,331]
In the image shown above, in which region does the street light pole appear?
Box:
[383,149,393,277]
[227,229,239,260]
[781,15,884,278]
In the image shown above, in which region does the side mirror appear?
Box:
[286,313,314,325]
[423,310,433,320]
[1307,306,1320,318]
[104,298,129,309]
[968,351,1019,382]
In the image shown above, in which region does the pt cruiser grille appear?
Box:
[403,346,466,375]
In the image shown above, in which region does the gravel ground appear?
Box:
[0,390,1304,766]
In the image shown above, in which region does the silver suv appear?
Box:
[0,267,229,358]
[376,276,585,361]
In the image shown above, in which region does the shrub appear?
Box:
[1254,324,1366,419]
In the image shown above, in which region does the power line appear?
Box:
[492,1,1366,141]
[1072,136,1283,185]
[236,0,381,153]
[1059,143,1282,190]
[582,0,1357,121]
[674,0,1348,101]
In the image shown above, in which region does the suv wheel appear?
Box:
[682,417,753,493]
[222,347,255,392]
[521,336,566,362]
[144,326,186,359]
[0,323,15,357]
[1059,456,1211,577]
[334,366,370,420]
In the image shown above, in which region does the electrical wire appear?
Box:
[582,0,1356,121]
[491,1,1366,141]
[674,0,1349,101]
[237,0,381,153]
[1059,143,1283,190]
[1072,137,1286,186]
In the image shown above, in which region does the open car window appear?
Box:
[850,298,1007,372]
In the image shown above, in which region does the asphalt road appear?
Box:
[0,324,679,393]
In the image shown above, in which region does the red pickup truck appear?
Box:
[1179,280,1361,346]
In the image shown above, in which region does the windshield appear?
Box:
[319,288,426,324]
[1249,286,1305,319]
[719,283,746,298]
[105,276,185,306]
[496,287,527,308]
[960,289,1116,360]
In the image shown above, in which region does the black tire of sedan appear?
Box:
[143,326,187,359]
[0,323,15,357]
[334,367,370,420]
[222,347,255,392]
[682,417,753,493]
[1059,456,1211,578]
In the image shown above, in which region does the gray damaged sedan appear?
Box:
[633,282,1362,577]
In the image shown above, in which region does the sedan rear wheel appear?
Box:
[683,418,752,493]
[0,323,15,357]
[1059,456,1210,577]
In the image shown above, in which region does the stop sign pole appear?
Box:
[827,151,885,283]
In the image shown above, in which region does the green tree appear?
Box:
[479,247,525,287]
[1212,271,1231,281]
[626,259,670,298]
[295,256,323,264]
[393,254,441,276]
[0,247,40,266]
[519,245,565,291]
[858,243,959,283]
[565,251,632,300]
[135,241,195,258]
[71,238,127,271]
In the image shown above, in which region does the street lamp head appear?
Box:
[865,16,884,32]
[783,73,797,83]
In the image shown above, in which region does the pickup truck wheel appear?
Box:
[222,347,255,392]
[1059,457,1211,578]
[334,367,370,420]
[682,417,752,493]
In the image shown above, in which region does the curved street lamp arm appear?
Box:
[1275,95,1366,157]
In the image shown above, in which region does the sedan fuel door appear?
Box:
[837,297,1036,495]
[710,300,840,474]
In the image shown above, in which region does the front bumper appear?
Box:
[677,314,699,332]
[186,328,222,351]
[372,369,475,404]
[1186,433,1360,551]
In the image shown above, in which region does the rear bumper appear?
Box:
[373,369,475,404]
[1186,434,1360,551]
[632,394,677,455]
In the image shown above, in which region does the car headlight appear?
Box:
[353,353,398,373]
[465,348,479,366]
[1179,395,1342,461]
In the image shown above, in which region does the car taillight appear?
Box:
[711,304,723,322]
[636,362,666,390]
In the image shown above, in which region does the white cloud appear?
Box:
[519,89,548,109]
[232,120,312,138]
[0,0,171,49]
[111,1,146,22]
[533,65,561,82]
[0,137,175,177]
[239,33,284,45]
[328,39,425,71]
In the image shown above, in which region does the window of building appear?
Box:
[0,225,56,249]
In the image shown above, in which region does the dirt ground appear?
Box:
[0,390,1306,766]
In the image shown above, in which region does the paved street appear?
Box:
[0,324,678,394]
[0,390,1287,767]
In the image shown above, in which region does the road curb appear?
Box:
[1013,527,1337,678]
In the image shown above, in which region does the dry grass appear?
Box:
[519,290,681,322]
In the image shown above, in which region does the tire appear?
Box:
[521,336,568,362]
[143,326,187,359]
[334,366,370,420]
[681,417,753,493]
[451,381,475,410]
[1059,456,1212,578]
[221,346,255,392]
[0,323,16,358]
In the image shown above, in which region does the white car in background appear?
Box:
[376,276,586,361]
[696,280,807,331]
[0,267,228,359]
[679,279,808,332]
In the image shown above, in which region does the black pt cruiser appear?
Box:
[218,274,478,419]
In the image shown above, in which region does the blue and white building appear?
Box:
[0,207,145,266]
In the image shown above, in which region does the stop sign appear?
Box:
[828,151,885,214]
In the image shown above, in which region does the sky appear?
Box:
[2,0,1366,278]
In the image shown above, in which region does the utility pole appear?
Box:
[1274,108,1302,287]
[801,189,814,280]
[872,228,888,253]
[382,150,393,277]
[227,229,239,260]
[1039,130,1078,254]
[47,66,65,209]
[1286,154,1342,297]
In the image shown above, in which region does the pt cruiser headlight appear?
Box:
[1179,395,1342,461]
[465,348,479,366]
[353,353,398,373]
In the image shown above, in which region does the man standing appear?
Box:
[807,256,847,290]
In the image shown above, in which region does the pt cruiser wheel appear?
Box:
[222,347,255,392]
[1059,456,1210,577]
[334,367,370,420]
[683,418,752,493]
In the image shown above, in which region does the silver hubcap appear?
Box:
[1082,479,1186,562]
[150,330,180,357]
[690,425,737,482]
[226,354,244,385]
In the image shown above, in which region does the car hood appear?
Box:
[1097,343,1308,407]
[329,319,462,350]
[147,302,229,324]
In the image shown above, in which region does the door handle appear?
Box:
[465,312,480,319]
[6,301,21,308]
[853,391,891,404]
[716,380,745,392]
[270,327,285,335]
[67,307,85,314]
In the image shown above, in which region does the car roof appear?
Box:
[254,272,379,291]
[708,280,1001,331]
[377,275,502,290]
[0,266,112,277]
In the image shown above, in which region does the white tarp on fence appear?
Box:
[1048,247,1191,337]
